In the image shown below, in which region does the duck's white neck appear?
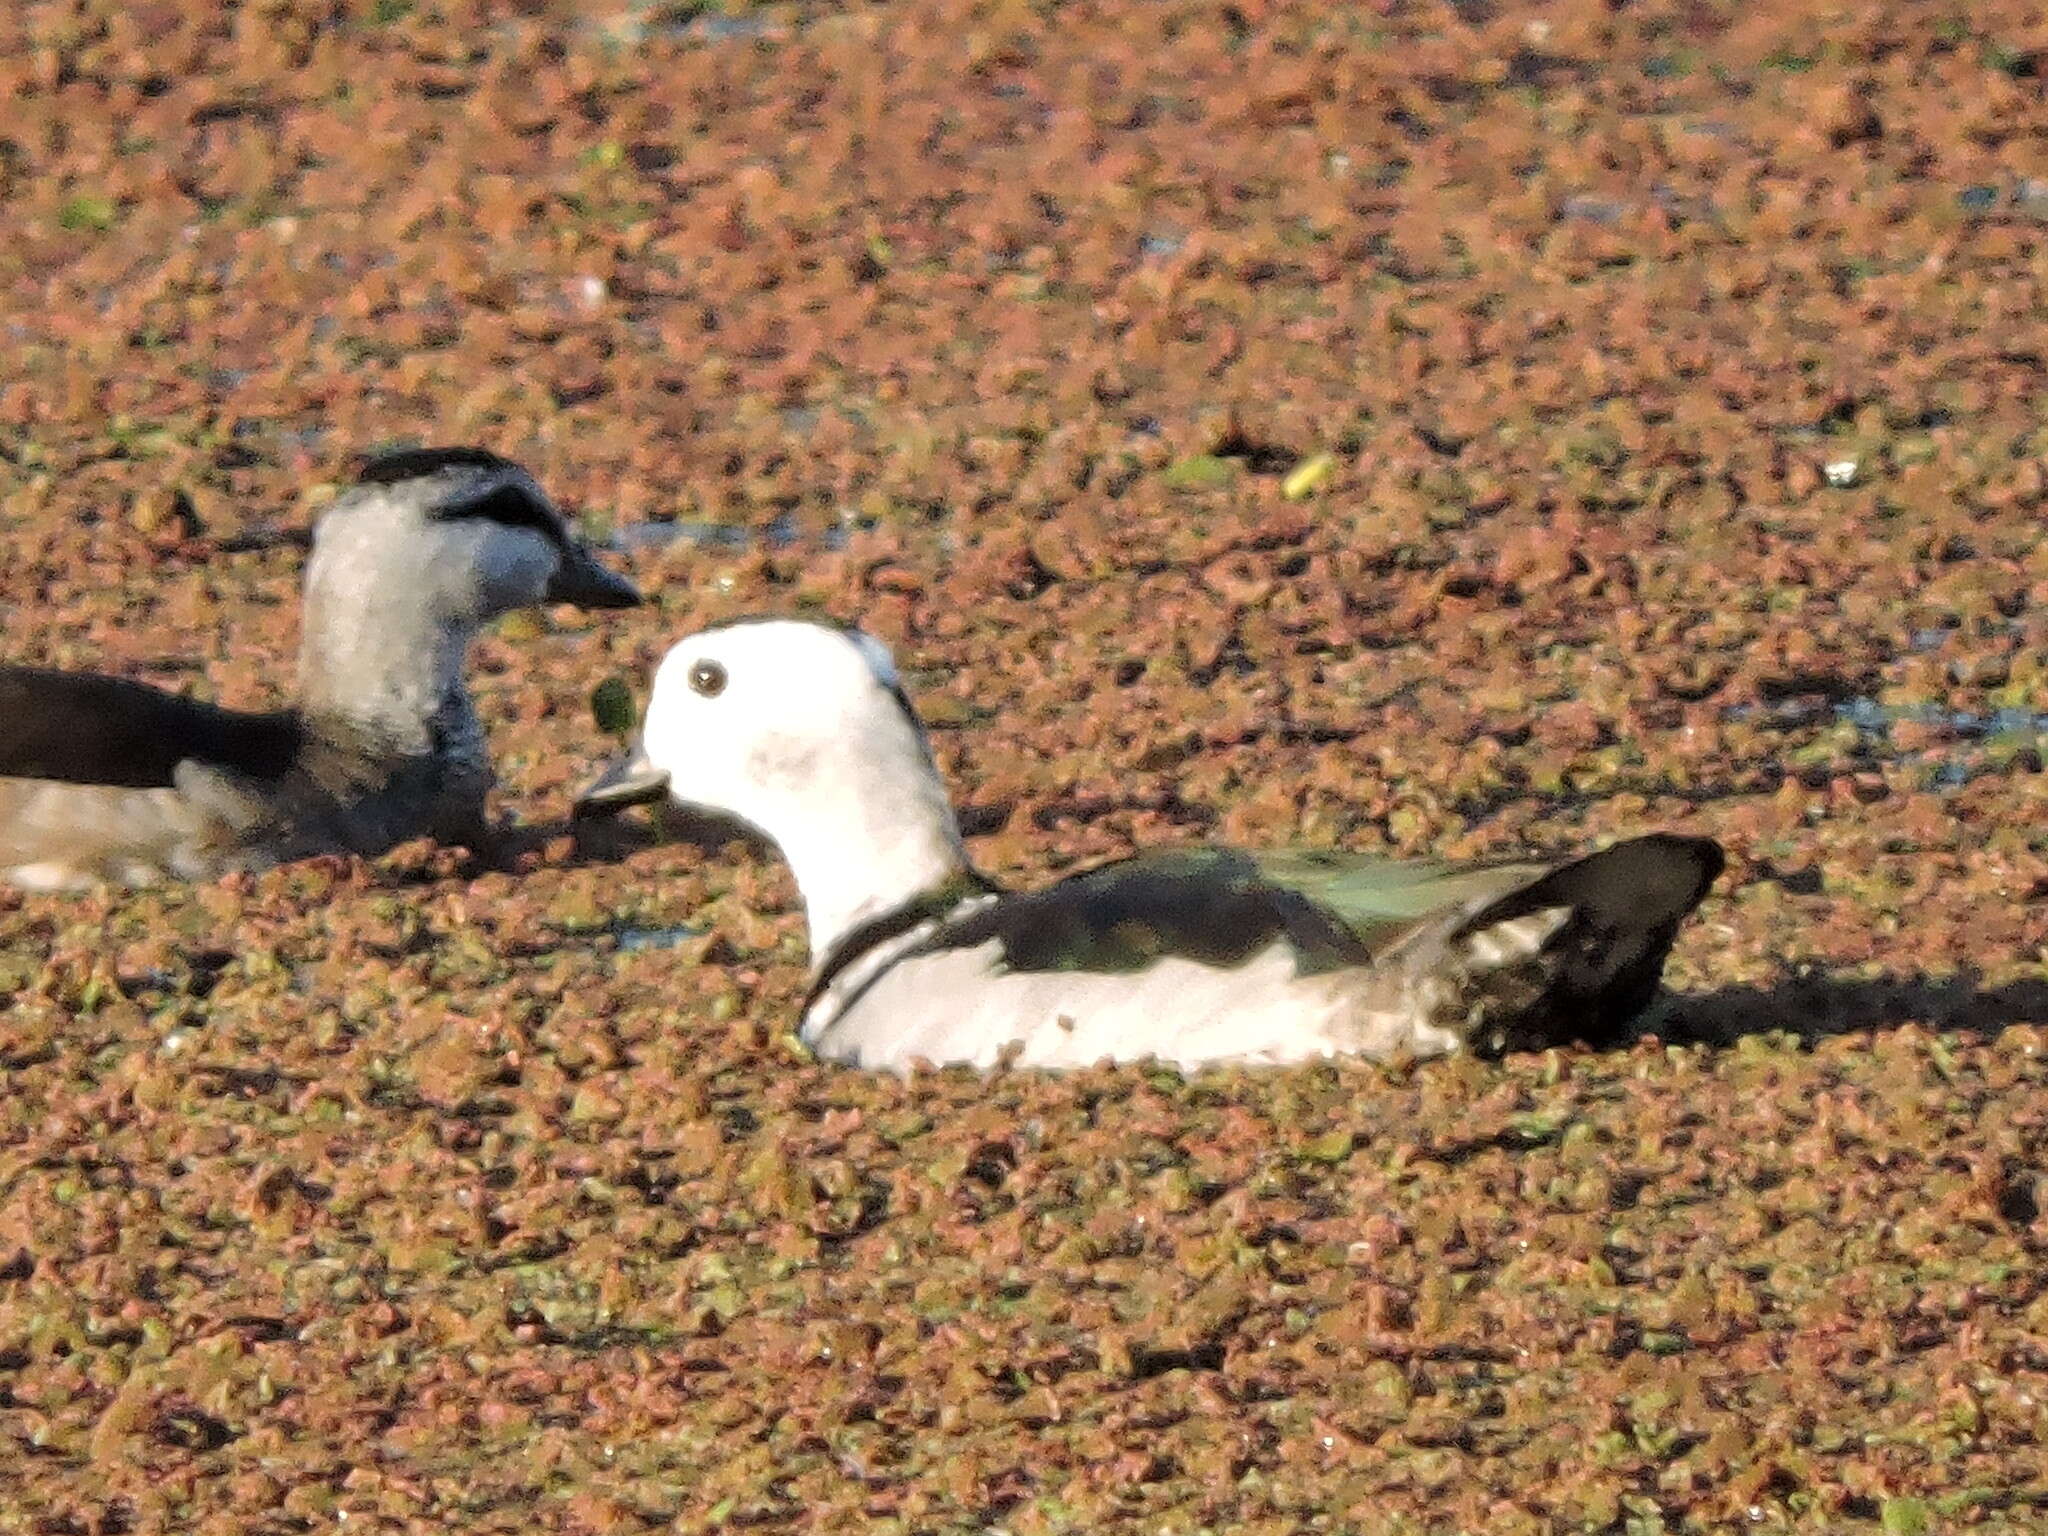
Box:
[296,580,480,758]
[758,738,974,969]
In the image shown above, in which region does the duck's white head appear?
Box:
[577,619,971,958]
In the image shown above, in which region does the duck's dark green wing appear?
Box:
[918,847,1369,976]
[1244,846,1558,938]
[919,835,1724,1039]
[922,844,1556,978]
[1249,835,1723,948]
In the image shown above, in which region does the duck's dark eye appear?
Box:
[688,659,727,698]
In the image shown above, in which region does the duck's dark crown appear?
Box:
[357,446,519,485]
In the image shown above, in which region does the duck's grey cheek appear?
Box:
[472,534,559,612]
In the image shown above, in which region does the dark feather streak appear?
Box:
[356,446,516,485]
[430,482,567,547]
[913,849,1378,977]
[0,666,303,789]
[804,869,1005,1014]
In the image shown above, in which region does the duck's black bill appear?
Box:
[573,746,671,818]
[547,546,643,609]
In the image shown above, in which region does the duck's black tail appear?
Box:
[1448,833,1726,1054]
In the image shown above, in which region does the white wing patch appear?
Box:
[1460,906,1571,969]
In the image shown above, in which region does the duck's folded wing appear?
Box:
[1263,833,1725,1051]
[923,836,1723,992]
[1246,846,1556,932]
[1253,835,1720,966]
[0,666,301,789]
[920,846,1430,977]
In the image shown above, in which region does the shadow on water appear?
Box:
[369,815,2048,1054]
[472,804,773,873]
[1652,969,2048,1049]
[422,803,2048,1057]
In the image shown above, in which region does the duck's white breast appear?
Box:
[802,939,1465,1074]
